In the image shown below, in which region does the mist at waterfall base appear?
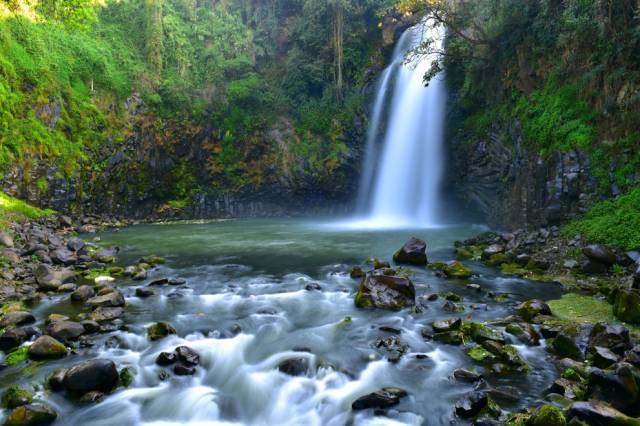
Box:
[351,22,447,230]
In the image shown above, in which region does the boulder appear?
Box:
[277,358,309,376]
[432,318,462,333]
[2,386,33,409]
[505,323,540,346]
[482,244,505,259]
[529,405,566,426]
[63,359,119,394]
[90,307,124,322]
[582,244,616,266]
[350,267,365,279]
[613,288,640,324]
[515,299,552,321]
[393,237,427,265]
[173,365,196,376]
[70,285,95,302]
[454,391,489,418]
[589,346,619,369]
[453,369,481,383]
[86,291,125,308]
[588,322,631,355]
[135,288,155,298]
[354,272,415,310]
[66,237,85,252]
[0,312,35,328]
[176,346,199,365]
[3,404,57,426]
[568,401,640,426]
[0,327,39,352]
[624,345,640,368]
[34,265,74,291]
[0,231,14,248]
[552,324,593,361]
[351,388,407,410]
[147,322,177,341]
[50,248,75,266]
[27,336,67,359]
[587,363,640,416]
[155,352,177,366]
[45,321,85,343]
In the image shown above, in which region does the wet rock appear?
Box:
[548,378,586,400]
[454,391,489,418]
[45,321,85,343]
[148,278,169,286]
[2,386,33,409]
[0,312,35,328]
[393,237,428,265]
[351,388,407,410]
[568,401,640,426]
[80,320,100,333]
[589,346,619,368]
[78,391,105,404]
[432,318,462,333]
[3,403,57,426]
[467,323,505,344]
[50,248,75,266]
[515,299,552,321]
[624,345,640,368]
[482,244,505,259]
[304,282,322,291]
[442,300,464,312]
[587,363,640,416]
[155,352,177,366]
[168,278,186,286]
[588,322,632,355]
[432,260,473,279]
[147,322,177,341]
[0,327,39,352]
[63,359,119,394]
[350,267,365,279]
[70,285,95,302]
[433,331,464,345]
[135,288,155,298]
[582,244,616,266]
[505,323,540,346]
[34,265,74,291]
[529,405,566,426]
[28,336,67,359]
[277,357,310,376]
[173,364,196,376]
[86,291,125,308]
[466,283,481,291]
[176,346,200,365]
[552,323,593,361]
[354,272,415,310]
[66,237,85,252]
[453,369,482,383]
[580,259,608,274]
[613,288,640,324]
[132,268,147,281]
[90,307,124,322]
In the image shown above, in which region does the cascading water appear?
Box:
[357,22,446,228]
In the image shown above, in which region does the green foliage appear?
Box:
[0,192,54,228]
[5,346,28,366]
[563,188,640,250]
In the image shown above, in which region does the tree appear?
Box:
[145,0,164,84]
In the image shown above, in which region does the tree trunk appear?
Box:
[145,0,164,85]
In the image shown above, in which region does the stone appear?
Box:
[582,244,616,266]
[393,237,428,265]
[505,323,540,346]
[454,391,489,418]
[529,405,566,426]
[467,322,505,344]
[2,386,33,409]
[148,278,169,286]
[482,244,505,259]
[147,322,177,341]
[173,364,196,376]
[50,248,75,266]
[304,282,322,291]
[0,231,14,248]
[453,369,481,382]
[613,288,640,324]
[624,345,640,368]
[568,401,640,426]
[433,331,464,345]
[351,388,407,410]
[580,259,608,274]
[78,391,105,404]
[176,346,200,365]
[135,288,155,298]
[432,318,462,333]
[547,378,585,400]
[3,404,57,426]
[277,357,309,376]
[0,327,39,352]
[27,336,67,359]
[354,272,415,310]
[552,323,593,361]
[70,285,95,302]
[45,321,85,343]
[439,260,473,278]
[90,307,124,322]
[589,346,619,368]
[66,237,85,252]
[0,312,35,328]
[515,299,552,321]
[155,352,177,366]
[587,363,640,416]
[588,322,631,355]
[350,267,365,279]
[86,291,125,308]
[80,320,100,333]
[63,359,119,394]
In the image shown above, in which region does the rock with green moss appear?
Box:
[139,255,165,266]
[568,401,640,426]
[432,318,462,333]
[5,347,29,366]
[480,341,529,373]
[613,288,640,324]
[350,267,365,279]
[3,404,57,426]
[551,324,592,361]
[505,323,540,346]
[488,253,511,266]
[28,336,67,359]
[2,386,33,409]
[456,245,483,260]
[119,367,134,388]
[466,345,495,363]
[515,299,552,321]
[529,405,566,426]
[354,273,415,310]
[463,322,505,344]
[433,331,464,345]
[147,322,177,341]
[431,260,473,279]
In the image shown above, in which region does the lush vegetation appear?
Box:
[0,191,54,229]
[0,0,393,209]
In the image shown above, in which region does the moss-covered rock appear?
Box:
[3,404,57,426]
[488,253,511,266]
[139,255,165,266]
[119,367,134,388]
[433,331,464,345]
[147,322,177,341]
[5,347,29,366]
[2,386,33,409]
[551,324,592,361]
[613,288,640,324]
[515,299,552,321]
[463,322,505,344]
[354,273,415,310]
[466,345,495,363]
[455,245,483,260]
[530,405,566,426]
[350,266,365,279]
[28,336,67,359]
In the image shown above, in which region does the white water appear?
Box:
[356,22,446,229]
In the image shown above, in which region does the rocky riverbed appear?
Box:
[0,218,639,425]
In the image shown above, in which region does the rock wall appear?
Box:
[446,120,598,230]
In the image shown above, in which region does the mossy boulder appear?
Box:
[431,260,473,279]
[2,386,33,409]
[530,405,566,426]
[28,336,67,359]
[393,237,427,265]
[433,331,464,345]
[139,255,165,266]
[463,322,505,344]
[350,266,365,279]
[488,253,511,266]
[505,323,540,346]
[551,324,592,361]
[119,367,134,388]
[3,404,57,426]
[455,245,483,260]
[515,299,552,321]
[147,322,177,341]
[354,272,415,310]
[466,345,495,363]
[613,288,640,324]
[5,347,29,366]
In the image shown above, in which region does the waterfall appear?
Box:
[356,22,446,228]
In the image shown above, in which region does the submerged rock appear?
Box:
[3,403,57,426]
[277,357,309,376]
[63,359,119,394]
[2,386,33,409]
[393,237,427,265]
[354,272,415,310]
[147,322,177,341]
[351,388,407,410]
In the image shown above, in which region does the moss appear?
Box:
[499,263,529,276]
[5,346,29,366]
[548,293,640,332]
[119,367,133,388]
[147,322,177,341]
[466,346,495,363]
[139,255,165,266]
[0,193,54,229]
[530,405,566,426]
[430,260,473,279]
[2,385,33,409]
[487,253,510,266]
[455,245,483,260]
